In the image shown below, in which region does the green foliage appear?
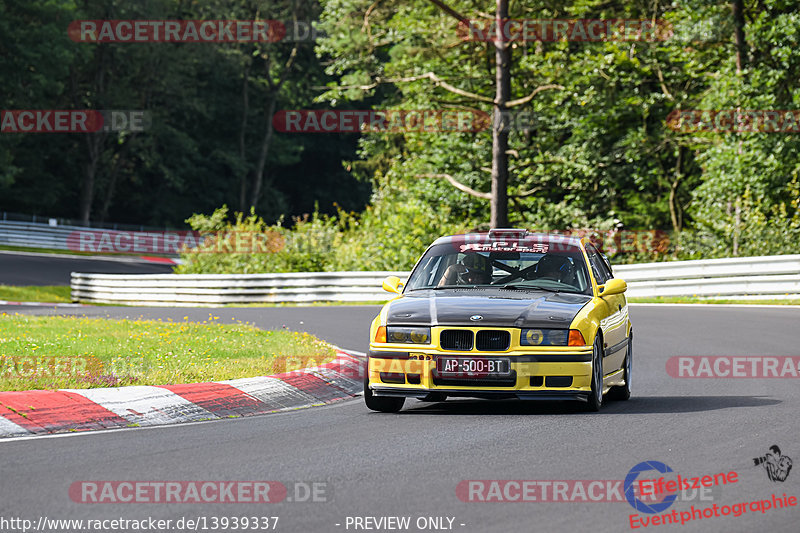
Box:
[0,0,369,226]
[4,0,800,267]
[178,180,467,273]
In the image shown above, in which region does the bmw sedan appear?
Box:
[364,229,632,413]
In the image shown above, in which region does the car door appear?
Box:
[585,243,627,373]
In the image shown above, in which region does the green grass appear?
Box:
[628,296,800,305]
[0,314,336,391]
[0,285,72,303]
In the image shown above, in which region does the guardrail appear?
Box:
[0,220,180,254]
[0,221,78,250]
[0,211,168,231]
[70,254,800,306]
[614,254,800,299]
[71,271,407,305]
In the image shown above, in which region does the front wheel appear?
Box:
[364,378,405,413]
[608,333,632,401]
[584,335,604,412]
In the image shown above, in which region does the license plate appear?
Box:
[436,357,511,378]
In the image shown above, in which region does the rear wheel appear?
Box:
[364,378,405,413]
[584,335,604,412]
[608,333,632,401]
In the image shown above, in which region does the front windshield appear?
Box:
[405,242,592,295]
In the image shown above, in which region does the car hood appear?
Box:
[386,289,591,329]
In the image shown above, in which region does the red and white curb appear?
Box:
[0,351,364,438]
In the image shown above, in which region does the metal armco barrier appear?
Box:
[0,220,178,252]
[70,255,800,306]
[71,271,408,305]
[614,254,800,299]
[0,221,79,250]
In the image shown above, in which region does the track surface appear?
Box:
[0,251,174,286]
[1,304,798,532]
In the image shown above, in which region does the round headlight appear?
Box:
[389,330,408,342]
[410,331,429,343]
[525,329,544,345]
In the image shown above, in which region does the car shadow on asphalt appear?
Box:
[399,395,781,416]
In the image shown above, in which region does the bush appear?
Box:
[177,181,468,274]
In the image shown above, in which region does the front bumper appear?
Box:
[367,347,593,401]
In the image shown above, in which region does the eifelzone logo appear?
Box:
[625,461,678,514]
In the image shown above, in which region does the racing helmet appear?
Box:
[458,253,491,284]
[534,254,573,283]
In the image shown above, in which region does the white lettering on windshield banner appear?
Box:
[459,242,549,253]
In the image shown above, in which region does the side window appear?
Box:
[407,255,443,289]
[600,253,614,278]
[585,244,612,285]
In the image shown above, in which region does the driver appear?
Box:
[438,253,492,286]
[533,254,572,283]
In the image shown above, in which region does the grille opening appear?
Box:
[380,372,405,384]
[545,376,573,387]
[440,330,474,351]
[407,373,421,385]
[433,371,517,388]
[476,330,510,351]
[530,376,544,387]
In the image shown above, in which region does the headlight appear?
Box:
[520,328,568,346]
[386,326,431,344]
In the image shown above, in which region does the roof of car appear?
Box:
[430,229,584,247]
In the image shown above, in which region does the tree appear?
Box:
[317,0,562,228]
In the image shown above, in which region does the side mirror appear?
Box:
[599,278,627,297]
[382,276,404,294]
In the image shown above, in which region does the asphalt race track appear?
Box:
[1,304,799,532]
[0,251,175,286]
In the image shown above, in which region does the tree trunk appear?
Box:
[731,0,746,256]
[238,61,251,212]
[99,134,136,223]
[490,0,511,228]
[733,199,741,256]
[669,146,683,232]
[249,96,278,209]
[80,132,104,225]
[731,0,747,71]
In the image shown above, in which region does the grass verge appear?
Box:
[0,244,177,259]
[0,314,336,391]
[0,285,72,303]
[628,296,800,305]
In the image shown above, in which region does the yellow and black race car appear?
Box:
[364,229,632,413]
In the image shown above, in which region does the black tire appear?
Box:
[608,333,632,401]
[364,378,405,413]
[584,335,604,412]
